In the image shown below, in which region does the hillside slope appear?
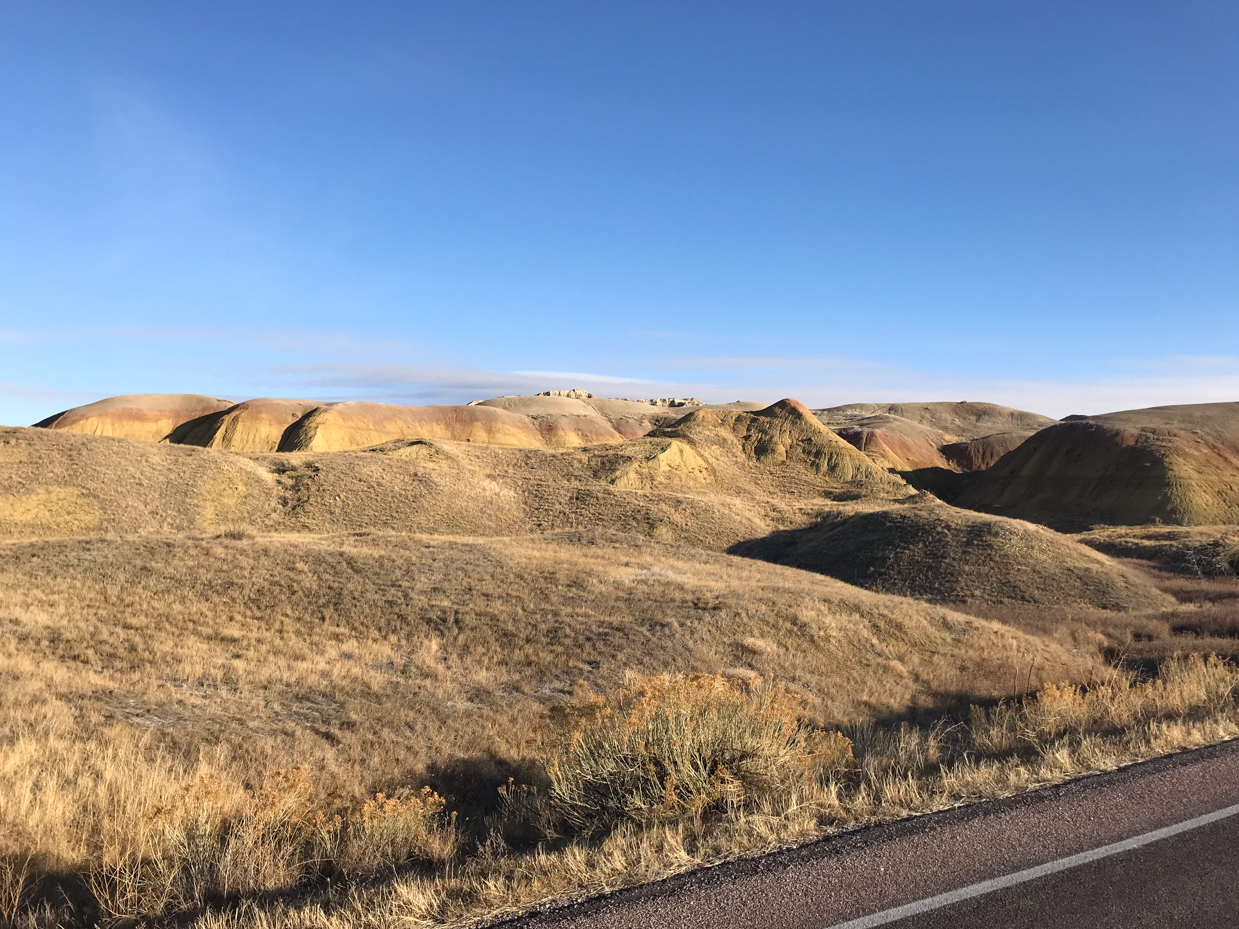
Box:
[471,394,625,446]
[659,399,905,492]
[277,401,545,451]
[817,401,1056,440]
[0,530,1094,773]
[167,398,319,452]
[956,402,1239,529]
[825,414,955,471]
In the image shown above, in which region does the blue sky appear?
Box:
[2,1,1237,425]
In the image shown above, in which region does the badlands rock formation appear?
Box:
[34,391,777,453]
[4,398,908,545]
[815,402,1057,474]
[940,431,1035,471]
[957,402,1239,529]
[472,394,624,446]
[35,393,233,443]
[825,414,955,471]
[276,401,545,452]
[817,401,1057,440]
[167,398,320,452]
[660,398,905,490]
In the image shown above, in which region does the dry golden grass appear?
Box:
[1075,524,1239,577]
[0,525,1092,926]
[0,530,1089,824]
[7,658,1231,929]
[952,522,1239,667]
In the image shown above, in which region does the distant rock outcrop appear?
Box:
[472,395,624,446]
[537,389,595,399]
[815,402,1054,474]
[829,414,954,472]
[940,431,1036,471]
[817,401,1056,441]
[475,394,762,441]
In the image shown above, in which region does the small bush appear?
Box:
[317,787,456,879]
[543,673,851,834]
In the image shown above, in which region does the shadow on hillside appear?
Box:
[897,466,975,502]
[725,526,804,566]
[421,753,550,840]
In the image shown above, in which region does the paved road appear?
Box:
[884,812,1239,928]
[494,738,1239,929]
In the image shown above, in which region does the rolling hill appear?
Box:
[731,501,1174,611]
[956,402,1239,529]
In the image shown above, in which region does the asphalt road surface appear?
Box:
[494,738,1239,929]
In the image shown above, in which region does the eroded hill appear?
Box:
[956,402,1239,529]
[814,401,1056,473]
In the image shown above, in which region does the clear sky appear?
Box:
[2,1,1237,425]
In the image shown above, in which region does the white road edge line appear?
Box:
[825,799,1239,928]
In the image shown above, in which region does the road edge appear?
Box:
[488,735,1239,928]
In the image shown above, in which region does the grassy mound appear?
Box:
[1075,524,1239,578]
[957,403,1239,529]
[732,502,1174,611]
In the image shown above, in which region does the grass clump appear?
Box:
[543,674,851,835]
[87,769,456,923]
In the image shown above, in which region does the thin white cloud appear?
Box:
[512,370,653,385]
